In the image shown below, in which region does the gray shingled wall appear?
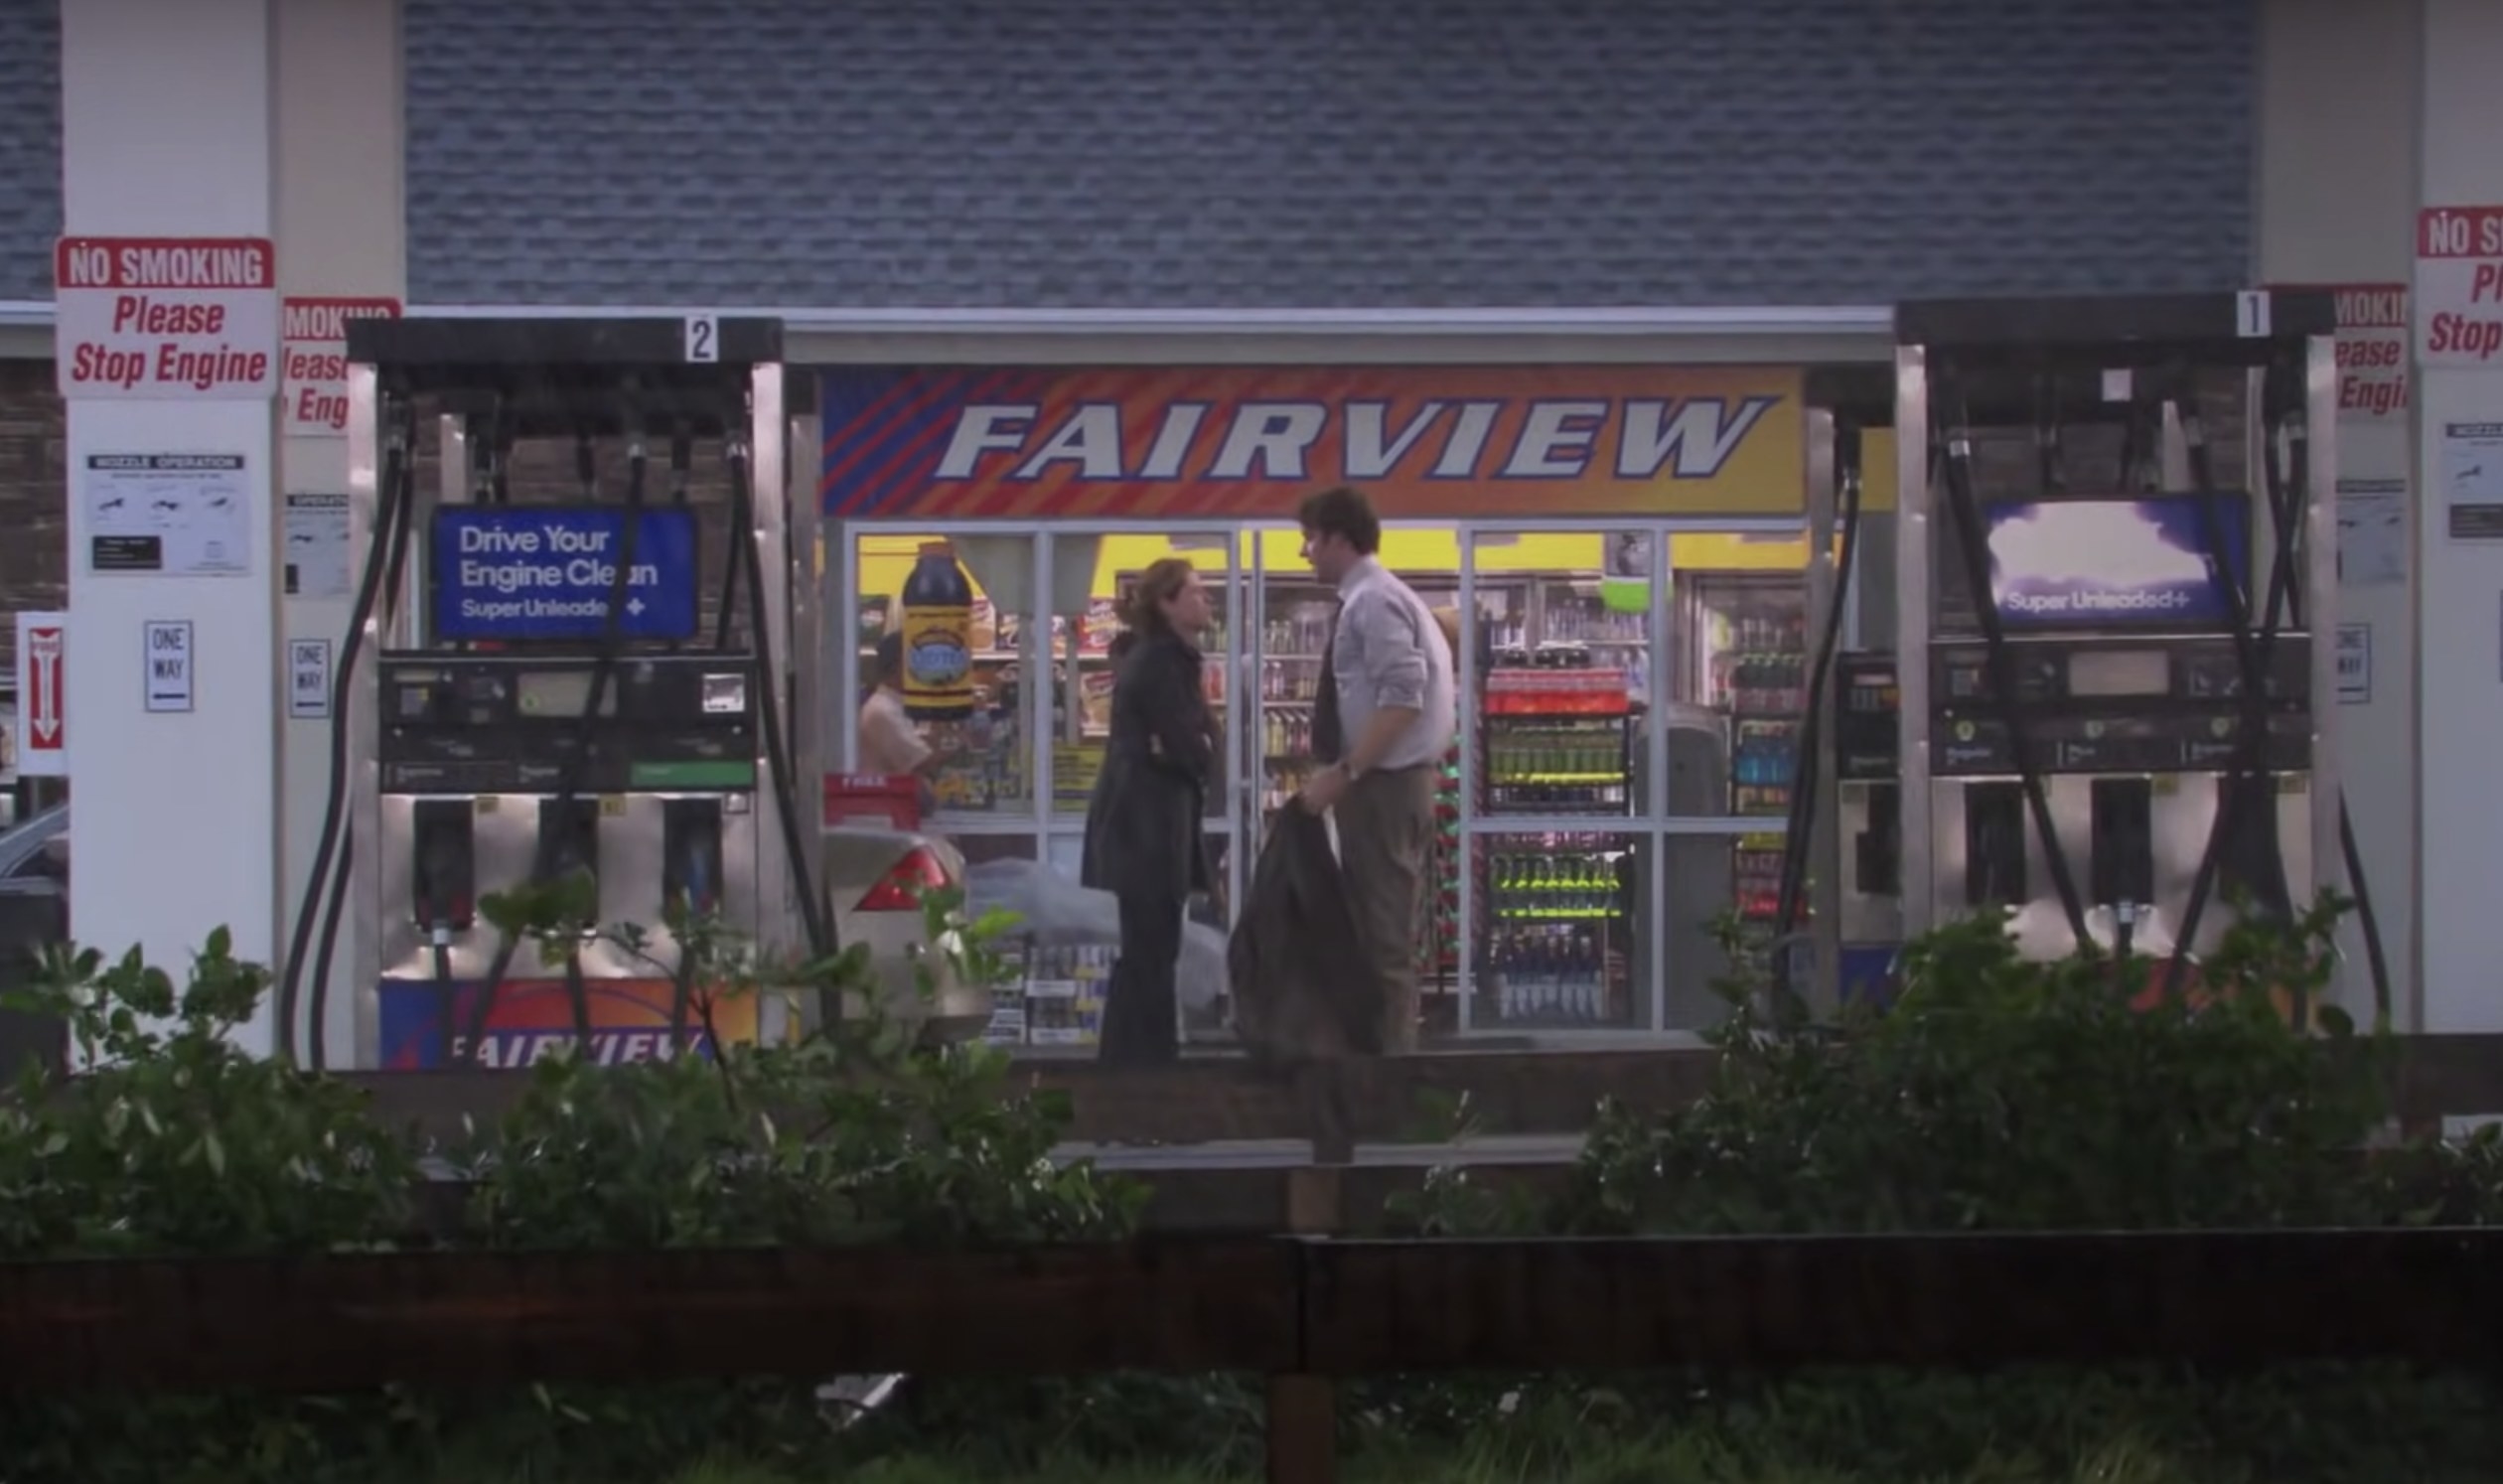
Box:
[0,0,2257,311]
[404,0,2258,308]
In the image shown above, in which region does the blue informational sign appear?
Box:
[1985,494,2253,632]
[431,506,701,643]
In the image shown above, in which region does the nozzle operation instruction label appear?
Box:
[431,506,701,643]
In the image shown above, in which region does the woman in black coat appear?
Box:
[1079,557,1217,1065]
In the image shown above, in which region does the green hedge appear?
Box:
[1364,900,2503,1483]
[3,891,2500,1483]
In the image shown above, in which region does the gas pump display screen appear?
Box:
[1983,494,2251,632]
[516,669,616,719]
[2066,649,2169,697]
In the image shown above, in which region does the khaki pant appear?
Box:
[1333,763,1437,1053]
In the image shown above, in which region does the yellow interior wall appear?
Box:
[852,526,1834,605]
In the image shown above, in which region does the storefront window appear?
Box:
[841,530,1037,817]
[816,362,1828,1048]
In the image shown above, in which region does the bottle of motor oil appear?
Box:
[900,541,974,720]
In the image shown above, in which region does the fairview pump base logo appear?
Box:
[375,977,762,1070]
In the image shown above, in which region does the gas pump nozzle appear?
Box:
[410,798,477,933]
[536,797,604,933]
[2090,777,2158,958]
[662,797,725,922]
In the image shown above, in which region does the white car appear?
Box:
[819,824,991,1042]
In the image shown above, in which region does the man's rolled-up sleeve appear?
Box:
[1357,594,1429,712]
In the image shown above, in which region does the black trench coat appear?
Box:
[1079,629,1216,903]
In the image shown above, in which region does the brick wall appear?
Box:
[0,358,66,674]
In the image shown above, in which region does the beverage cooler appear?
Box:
[1679,574,1809,928]
[1473,666,1639,1029]
[1466,565,1645,1032]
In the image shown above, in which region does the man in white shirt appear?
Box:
[1294,485,1457,1053]
[858,633,938,781]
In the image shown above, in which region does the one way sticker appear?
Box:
[288,637,332,720]
[143,619,194,714]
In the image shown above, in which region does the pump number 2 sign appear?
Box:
[682,315,718,364]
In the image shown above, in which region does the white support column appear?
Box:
[2415,0,2503,1030]
[273,0,404,1069]
[58,0,283,1050]
[2254,0,2422,1023]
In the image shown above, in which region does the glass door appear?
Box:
[1242,523,1325,856]
[1032,527,1244,875]
[1241,521,1470,1037]
[1456,524,1665,1036]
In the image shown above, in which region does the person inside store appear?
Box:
[1080,557,1218,1065]
[1293,485,1458,1054]
[858,633,942,812]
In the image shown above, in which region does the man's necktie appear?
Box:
[1309,600,1344,765]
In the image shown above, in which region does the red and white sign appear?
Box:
[54,235,279,400]
[2274,282,2410,423]
[13,610,67,779]
[282,295,400,436]
[2415,208,2503,368]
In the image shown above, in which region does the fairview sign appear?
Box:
[818,366,1807,519]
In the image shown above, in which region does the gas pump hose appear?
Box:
[2164,370,2396,1024]
[456,423,652,1066]
[1772,424,1864,939]
[2161,377,2307,997]
[1936,385,2098,956]
[656,435,830,1042]
[279,409,417,1069]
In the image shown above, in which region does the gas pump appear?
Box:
[276,317,829,1070]
[1891,293,2359,997]
[1778,367,1903,1011]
